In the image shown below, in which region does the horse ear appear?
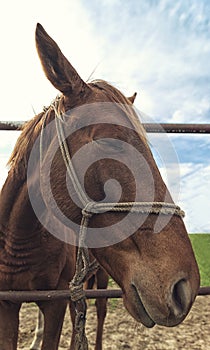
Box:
[128,92,137,104]
[35,23,89,96]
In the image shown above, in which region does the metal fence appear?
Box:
[1,121,210,133]
[0,121,209,301]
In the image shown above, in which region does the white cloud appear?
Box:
[158,162,210,233]
[0,131,20,150]
[171,97,210,123]
[0,0,210,233]
[1,0,210,122]
[178,163,210,232]
[77,0,210,122]
[0,0,105,121]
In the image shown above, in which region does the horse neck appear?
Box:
[0,166,43,240]
[0,108,56,238]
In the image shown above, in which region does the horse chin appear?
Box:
[123,284,155,328]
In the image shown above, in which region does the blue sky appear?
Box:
[0,0,210,232]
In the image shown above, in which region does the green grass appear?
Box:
[189,233,210,286]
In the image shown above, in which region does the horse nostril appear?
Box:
[171,279,191,316]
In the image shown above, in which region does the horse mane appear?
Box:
[7,111,46,176]
[7,80,147,178]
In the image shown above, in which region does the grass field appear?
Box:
[189,234,210,286]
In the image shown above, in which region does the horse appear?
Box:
[30,265,109,350]
[0,23,200,350]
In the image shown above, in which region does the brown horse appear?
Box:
[0,23,199,350]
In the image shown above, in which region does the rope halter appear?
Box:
[41,96,185,349]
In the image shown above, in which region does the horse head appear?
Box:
[35,23,200,328]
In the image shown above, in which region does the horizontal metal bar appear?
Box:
[86,289,122,299]
[197,286,210,296]
[144,123,210,134]
[0,289,120,302]
[0,122,23,130]
[0,287,209,302]
[1,121,210,133]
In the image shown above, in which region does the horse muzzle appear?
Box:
[123,277,197,328]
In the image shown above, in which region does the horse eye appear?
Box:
[94,138,124,153]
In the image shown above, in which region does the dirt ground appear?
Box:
[18,294,210,350]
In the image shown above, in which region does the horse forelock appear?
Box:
[89,79,148,146]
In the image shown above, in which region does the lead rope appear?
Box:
[41,97,185,349]
[68,211,92,350]
[52,98,97,350]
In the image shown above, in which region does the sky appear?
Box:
[0,0,210,232]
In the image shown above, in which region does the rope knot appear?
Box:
[82,202,96,219]
[81,208,93,219]
[69,283,86,303]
